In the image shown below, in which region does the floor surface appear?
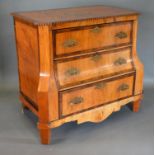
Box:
[0,85,153,155]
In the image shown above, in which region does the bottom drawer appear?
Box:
[60,74,134,116]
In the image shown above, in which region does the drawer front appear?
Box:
[61,74,134,116]
[56,48,133,88]
[55,22,132,56]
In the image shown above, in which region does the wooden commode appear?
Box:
[12,5,144,144]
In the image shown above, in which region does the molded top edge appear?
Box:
[11,5,139,25]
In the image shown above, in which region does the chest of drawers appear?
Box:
[12,5,144,144]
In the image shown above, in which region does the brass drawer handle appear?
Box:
[90,26,101,33]
[91,53,102,62]
[65,67,80,76]
[95,82,106,89]
[63,39,77,47]
[114,57,127,66]
[118,84,129,91]
[69,96,84,105]
[115,31,127,39]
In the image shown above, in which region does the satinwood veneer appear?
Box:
[12,5,144,144]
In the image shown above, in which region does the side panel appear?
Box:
[15,19,39,106]
[132,19,144,95]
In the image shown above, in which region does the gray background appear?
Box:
[0,0,153,155]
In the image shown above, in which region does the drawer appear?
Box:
[56,48,133,88]
[60,74,134,116]
[54,22,132,57]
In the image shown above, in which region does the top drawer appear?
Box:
[54,22,132,57]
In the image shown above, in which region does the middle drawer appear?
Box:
[55,47,133,88]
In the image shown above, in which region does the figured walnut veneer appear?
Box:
[12,5,143,144]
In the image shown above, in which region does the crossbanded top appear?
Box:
[12,5,138,25]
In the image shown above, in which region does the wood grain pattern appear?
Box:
[56,48,133,87]
[51,15,137,30]
[15,20,39,106]
[49,28,59,121]
[61,75,134,116]
[54,45,132,60]
[37,26,50,125]
[55,22,132,56]
[37,25,59,122]
[12,5,138,25]
[59,70,135,91]
[37,26,51,145]
[12,6,143,144]
[50,95,141,128]
[132,19,144,95]
[37,25,59,144]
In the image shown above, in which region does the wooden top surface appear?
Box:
[12,5,138,25]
